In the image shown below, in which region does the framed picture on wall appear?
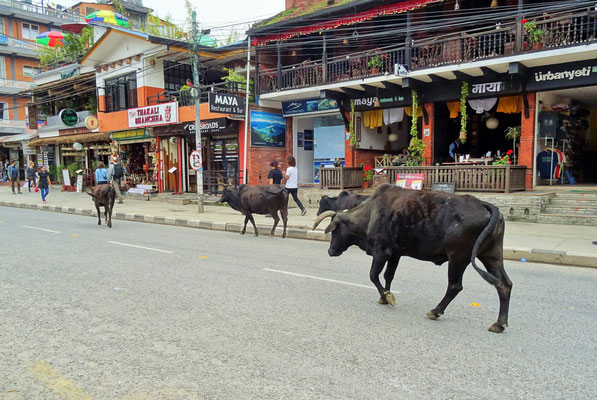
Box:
[297,132,303,147]
[303,129,313,150]
[356,117,362,142]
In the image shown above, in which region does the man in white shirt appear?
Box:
[285,155,306,216]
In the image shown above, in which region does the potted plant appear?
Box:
[362,164,374,188]
[504,125,521,164]
[523,20,544,49]
[333,157,342,167]
[367,55,383,74]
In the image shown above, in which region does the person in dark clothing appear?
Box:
[267,160,283,185]
[26,160,36,192]
[36,166,52,203]
[8,160,21,194]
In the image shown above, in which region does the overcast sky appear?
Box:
[59,0,285,41]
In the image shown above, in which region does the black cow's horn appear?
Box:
[312,210,336,230]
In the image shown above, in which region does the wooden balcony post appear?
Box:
[405,10,412,69]
[515,0,524,52]
[322,33,328,83]
[505,163,511,193]
[255,47,260,95]
[277,41,282,91]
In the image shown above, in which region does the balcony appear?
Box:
[0,78,35,94]
[146,82,253,106]
[0,0,85,23]
[258,8,597,93]
[0,119,26,134]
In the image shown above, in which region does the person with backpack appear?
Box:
[108,154,124,204]
[8,160,21,194]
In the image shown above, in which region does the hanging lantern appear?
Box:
[374,98,381,107]
[486,117,500,130]
[490,0,498,8]
[388,133,399,142]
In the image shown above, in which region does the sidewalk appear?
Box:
[1,187,595,268]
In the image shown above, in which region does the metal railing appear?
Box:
[319,167,363,190]
[147,81,250,106]
[258,7,597,93]
[385,165,527,193]
[204,168,240,195]
[0,0,85,22]
[0,78,34,89]
[0,119,27,128]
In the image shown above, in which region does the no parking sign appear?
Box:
[189,150,202,171]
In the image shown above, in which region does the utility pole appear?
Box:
[191,11,204,213]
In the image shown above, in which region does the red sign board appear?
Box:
[396,173,424,190]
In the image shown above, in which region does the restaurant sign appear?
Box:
[527,60,597,91]
[353,95,408,111]
[208,93,245,116]
[128,102,178,128]
[111,129,150,141]
[183,118,237,136]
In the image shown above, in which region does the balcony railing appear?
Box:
[0,119,27,128]
[259,7,597,93]
[0,0,85,22]
[0,78,34,89]
[146,82,252,106]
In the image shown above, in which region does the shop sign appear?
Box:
[353,95,407,111]
[111,129,150,141]
[85,116,99,130]
[396,173,424,190]
[250,111,286,148]
[471,81,504,95]
[527,61,597,91]
[282,98,339,116]
[59,109,79,127]
[183,118,237,136]
[128,102,178,128]
[208,93,245,116]
[23,145,36,155]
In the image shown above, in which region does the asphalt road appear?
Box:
[1,207,596,399]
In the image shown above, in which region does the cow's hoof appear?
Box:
[426,310,442,320]
[254,233,259,237]
[240,231,245,235]
[383,291,396,307]
[488,323,506,333]
[377,297,388,305]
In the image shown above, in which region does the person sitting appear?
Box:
[449,139,461,161]
[397,147,410,164]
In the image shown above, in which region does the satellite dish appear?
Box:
[73,142,83,151]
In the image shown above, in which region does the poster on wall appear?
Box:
[396,173,424,190]
[250,111,286,147]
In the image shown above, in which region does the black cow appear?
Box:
[312,184,512,333]
[86,184,116,228]
[317,191,369,215]
[219,184,289,238]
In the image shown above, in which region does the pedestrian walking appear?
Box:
[95,161,109,185]
[26,160,37,192]
[268,160,283,185]
[285,155,306,216]
[36,166,52,203]
[107,154,124,204]
[8,160,21,194]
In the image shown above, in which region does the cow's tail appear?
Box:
[85,189,101,201]
[470,202,501,286]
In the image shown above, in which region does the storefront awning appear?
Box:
[0,132,38,143]
[28,132,110,147]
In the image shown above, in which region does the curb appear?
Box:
[1,200,595,269]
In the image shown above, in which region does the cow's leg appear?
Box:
[427,257,468,320]
[108,194,115,228]
[369,257,395,307]
[378,256,400,305]
[247,213,258,236]
[270,210,280,236]
[104,206,108,225]
[241,215,249,235]
[280,208,288,238]
[95,203,101,225]
[479,255,512,333]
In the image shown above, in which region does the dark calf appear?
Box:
[86,184,116,228]
[317,191,369,215]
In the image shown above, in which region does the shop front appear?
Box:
[111,128,157,190]
[527,60,597,186]
[283,98,345,184]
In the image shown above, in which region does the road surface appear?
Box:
[1,207,595,399]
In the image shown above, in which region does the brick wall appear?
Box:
[354,149,385,167]
[519,93,536,190]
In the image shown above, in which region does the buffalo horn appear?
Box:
[312,210,336,230]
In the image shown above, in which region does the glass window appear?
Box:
[164,60,193,92]
[22,23,39,40]
[0,56,5,79]
[23,66,41,77]
[104,73,138,112]
[0,102,8,119]
[0,18,5,35]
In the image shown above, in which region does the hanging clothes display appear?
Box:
[383,107,404,125]
[497,96,523,114]
[446,101,461,118]
[404,106,423,117]
[536,148,564,180]
[468,98,498,114]
[363,110,383,129]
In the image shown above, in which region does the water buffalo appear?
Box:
[219,184,289,238]
[317,191,369,215]
[313,184,512,333]
[86,184,115,228]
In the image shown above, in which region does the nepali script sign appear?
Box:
[471,82,504,95]
[128,102,178,129]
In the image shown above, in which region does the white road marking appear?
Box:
[107,241,174,254]
[264,268,377,290]
[22,226,61,234]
